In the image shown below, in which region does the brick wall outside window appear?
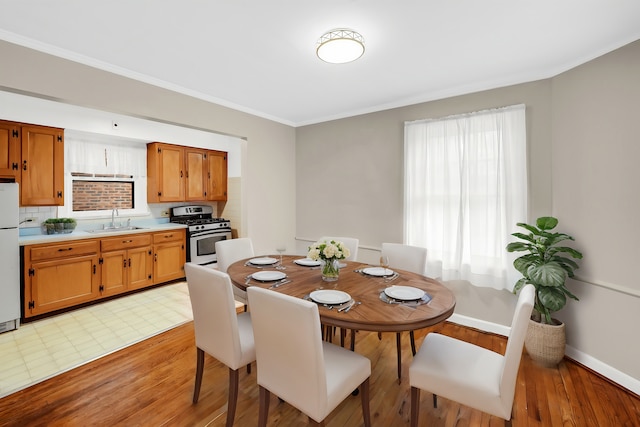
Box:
[72,181,134,211]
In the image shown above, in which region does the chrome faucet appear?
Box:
[111,208,119,228]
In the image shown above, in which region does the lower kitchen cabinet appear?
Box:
[100,234,153,296]
[23,240,101,317]
[22,228,186,319]
[153,230,186,283]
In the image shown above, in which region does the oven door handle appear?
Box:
[189,229,231,238]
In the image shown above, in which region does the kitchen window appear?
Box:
[57,131,149,219]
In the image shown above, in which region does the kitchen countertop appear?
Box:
[19,222,188,246]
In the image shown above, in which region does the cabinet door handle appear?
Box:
[128,259,131,267]
[22,160,27,170]
[164,234,173,238]
[123,259,127,268]
[122,240,133,244]
[58,248,73,252]
[154,253,158,262]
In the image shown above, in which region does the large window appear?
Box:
[404,104,527,290]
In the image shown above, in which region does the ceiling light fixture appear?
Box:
[316,28,365,64]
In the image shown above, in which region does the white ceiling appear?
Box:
[1,1,639,127]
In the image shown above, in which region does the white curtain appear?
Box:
[65,136,146,177]
[404,104,527,290]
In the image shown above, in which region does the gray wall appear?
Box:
[551,40,640,382]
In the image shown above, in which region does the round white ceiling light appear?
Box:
[316,28,365,64]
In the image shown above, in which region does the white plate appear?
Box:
[249,257,278,265]
[294,258,322,267]
[251,271,287,282]
[362,267,395,277]
[309,290,351,305]
[384,286,426,301]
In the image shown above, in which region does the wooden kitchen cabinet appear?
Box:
[207,150,228,201]
[0,120,64,205]
[20,124,65,206]
[0,120,21,181]
[185,147,208,201]
[147,142,227,203]
[147,142,185,203]
[23,240,100,318]
[100,234,153,296]
[152,229,186,283]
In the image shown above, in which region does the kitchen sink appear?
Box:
[86,226,147,233]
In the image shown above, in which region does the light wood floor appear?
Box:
[0,321,638,427]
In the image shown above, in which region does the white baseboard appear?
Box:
[447,314,640,396]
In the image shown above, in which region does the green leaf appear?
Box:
[536,217,558,231]
[506,242,533,252]
[510,232,536,243]
[538,286,566,313]
[513,255,539,275]
[548,246,583,259]
[544,233,574,246]
[527,263,567,287]
[516,222,542,235]
[513,278,528,294]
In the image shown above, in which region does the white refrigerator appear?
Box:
[0,183,20,333]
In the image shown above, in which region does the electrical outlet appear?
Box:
[160,210,169,217]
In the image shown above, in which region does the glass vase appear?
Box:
[321,259,340,282]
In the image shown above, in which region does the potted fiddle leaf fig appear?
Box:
[506,216,583,366]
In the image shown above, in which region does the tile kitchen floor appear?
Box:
[0,281,215,399]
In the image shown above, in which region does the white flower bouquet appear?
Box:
[308,239,350,281]
[307,239,351,262]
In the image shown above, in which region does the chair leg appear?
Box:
[350,329,356,351]
[360,377,372,427]
[258,386,271,427]
[410,386,420,427]
[340,328,346,347]
[226,368,239,427]
[433,394,438,408]
[410,330,416,356]
[396,333,402,383]
[192,347,205,404]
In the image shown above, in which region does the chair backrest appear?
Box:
[500,284,535,408]
[319,236,359,261]
[247,287,328,417]
[380,243,427,275]
[184,262,246,370]
[216,237,254,272]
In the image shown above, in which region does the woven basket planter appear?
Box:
[524,318,566,367]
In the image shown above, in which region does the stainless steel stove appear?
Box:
[170,205,232,267]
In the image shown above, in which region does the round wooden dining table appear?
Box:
[227,255,456,334]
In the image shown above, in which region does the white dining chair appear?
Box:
[380,242,428,381]
[184,263,256,427]
[409,284,535,427]
[216,237,255,309]
[247,286,372,427]
[319,236,359,262]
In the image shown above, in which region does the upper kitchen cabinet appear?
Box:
[185,147,207,201]
[147,142,185,203]
[207,150,227,201]
[20,124,65,206]
[147,142,227,203]
[0,120,21,181]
